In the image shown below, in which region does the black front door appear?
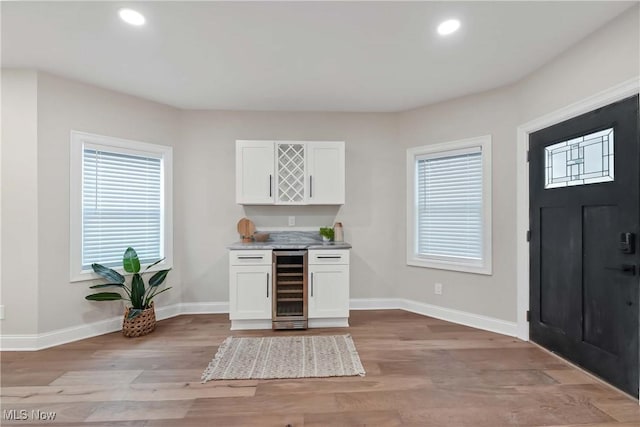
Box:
[529,95,639,397]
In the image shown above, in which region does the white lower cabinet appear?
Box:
[229,250,272,328]
[229,249,350,330]
[308,250,350,326]
[229,266,271,320]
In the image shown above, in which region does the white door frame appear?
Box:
[516,77,640,341]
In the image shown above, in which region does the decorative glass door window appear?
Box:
[545,128,614,189]
[277,143,305,203]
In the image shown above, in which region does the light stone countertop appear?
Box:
[227,241,352,250]
[227,230,351,250]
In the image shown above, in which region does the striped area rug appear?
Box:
[201,334,365,382]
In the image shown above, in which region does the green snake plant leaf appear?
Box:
[130,273,146,309]
[149,269,171,288]
[85,292,123,301]
[144,258,166,271]
[89,282,132,299]
[91,263,125,284]
[122,247,141,273]
[89,283,125,289]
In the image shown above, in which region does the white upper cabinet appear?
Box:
[306,141,345,205]
[236,141,275,205]
[236,140,345,205]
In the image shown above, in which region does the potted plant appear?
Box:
[319,226,335,242]
[86,247,171,338]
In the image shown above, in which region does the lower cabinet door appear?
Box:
[229,265,272,320]
[308,264,349,319]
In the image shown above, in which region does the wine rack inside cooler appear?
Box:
[272,250,307,330]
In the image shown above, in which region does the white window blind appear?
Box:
[416,148,483,261]
[82,147,163,269]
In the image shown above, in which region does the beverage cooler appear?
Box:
[272,250,308,329]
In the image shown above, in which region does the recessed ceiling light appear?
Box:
[119,8,146,26]
[437,19,460,36]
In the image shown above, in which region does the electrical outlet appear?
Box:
[288,216,295,226]
[0,305,5,320]
[434,283,443,295]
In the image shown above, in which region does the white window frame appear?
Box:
[406,135,492,275]
[70,130,173,282]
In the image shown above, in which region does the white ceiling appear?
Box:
[2,1,634,112]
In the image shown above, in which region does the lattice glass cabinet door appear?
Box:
[276,143,306,203]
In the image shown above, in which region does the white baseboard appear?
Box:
[349,297,517,337]
[398,298,518,337]
[308,318,349,328]
[180,302,229,314]
[0,302,227,351]
[1,298,517,350]
[155,303,183,320]
[230,319,271,330]
[0,334,39,351]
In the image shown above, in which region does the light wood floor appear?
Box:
[1,310,639,426]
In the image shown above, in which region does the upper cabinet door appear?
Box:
[236,141,275,204]
[276,142,306,204]
[306,141,345,205]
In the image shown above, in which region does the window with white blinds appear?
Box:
[82,148,162,269]
[71,131,173,281]
[416,149,482,261]
[407,136,492,274]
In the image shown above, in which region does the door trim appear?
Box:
[516,76,640,342]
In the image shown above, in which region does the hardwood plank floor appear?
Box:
[1,310,638,426]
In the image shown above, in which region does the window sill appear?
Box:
[70,261,172,283]
[407,257,492,276]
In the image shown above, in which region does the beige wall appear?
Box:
[395,6,639,322]
[35,73,182,333]
[1,70,39,335]
[176,111,399,303]
[397,85,520,321]
[518,6,640,122]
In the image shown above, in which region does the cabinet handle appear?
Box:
[266,273,269,298]
[238,256,263,260]
[269,174,272,198]
[310,272,314,297]
[317,256,341,259]
[309,175,313,198]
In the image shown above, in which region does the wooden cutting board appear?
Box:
[237,218,256,241]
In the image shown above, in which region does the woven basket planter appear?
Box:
[122,304,156,338]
